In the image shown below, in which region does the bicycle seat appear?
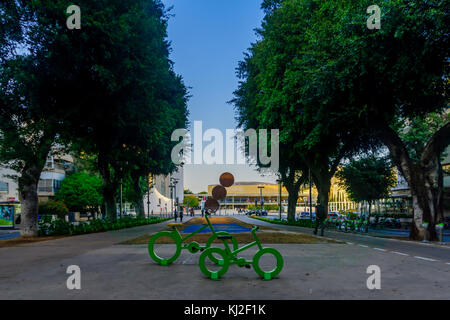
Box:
[217,235,233,240]
[167,223,183,227]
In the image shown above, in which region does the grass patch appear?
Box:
[123,231,342,245]
[172,216,278,232]
[250,215,316,228]
[122,216,343,245]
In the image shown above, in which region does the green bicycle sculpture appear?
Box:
[148,212,239,266]
[198,225,284,281]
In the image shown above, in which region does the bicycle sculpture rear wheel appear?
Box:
[252,248,284,280]
[148,231,182,266]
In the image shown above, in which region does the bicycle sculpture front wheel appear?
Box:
[148,231,182,266]
[199,247,230,280]
[252,247,284,280]
[205,232,239,264]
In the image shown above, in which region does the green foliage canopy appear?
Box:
[38,200,69,219]
[183,195,199,208]
[337,155,397,205]
[55,172,103,213]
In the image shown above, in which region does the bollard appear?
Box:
[436,223,444,243]
[422,222,429,242]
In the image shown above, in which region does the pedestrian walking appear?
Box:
[313,202,326,236]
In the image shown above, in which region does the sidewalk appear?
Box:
[0,217,183,279]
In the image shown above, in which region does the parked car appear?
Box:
[327,211,342,220]
[259,210,268,216]
[298,211,316,220]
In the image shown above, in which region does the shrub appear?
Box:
[251,216,314,228]
[38,216,170,236]
[38,200,69,219]
[248,204,283,212]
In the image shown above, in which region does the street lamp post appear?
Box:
[169,177,179,218]
[257,186,264,213]
[147,174,152,219]
[169,183,174,218]
[277,178,282,220]
[120,179,123,218]
[309,168,313,219]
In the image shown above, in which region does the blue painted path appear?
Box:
[0,232,20,240]
[181,224,254,234]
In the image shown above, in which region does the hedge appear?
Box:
[38,216,171,236]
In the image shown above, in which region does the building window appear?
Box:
[53,179,61,193]
[38,179,53,193]
[0,181,8,192]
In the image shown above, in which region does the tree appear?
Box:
[184,189,194,194]
[0,1,80,236]
[0,0,188,236]
[337,155,397,216]
[183,195,199,208]
[307,0,449,240]
[231,0,370,222]
[55,172,103,214]
[236,0,448,241]
[52,0,188,219]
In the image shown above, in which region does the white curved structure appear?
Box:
[143,186,173,216]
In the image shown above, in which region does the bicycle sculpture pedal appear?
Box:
[148,172,238,266]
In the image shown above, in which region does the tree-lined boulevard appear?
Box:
[0,214,448,299]
[0,0,449,302]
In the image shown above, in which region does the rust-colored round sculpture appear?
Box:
[205,198,219,211]
[219,172,234,188]
[212,185,227,200]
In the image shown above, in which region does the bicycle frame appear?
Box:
[170,214,223,246]
[198,225,284,280]
[148,213,239,266]
[220,226,262,265]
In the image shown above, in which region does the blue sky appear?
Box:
[162,0,278,192]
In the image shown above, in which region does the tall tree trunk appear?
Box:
[103,186,117,220]
[316,179,331,215]
[131,172,145,218]
[286,186,299,222]
[98,153,117,220]
[408,162,442,241]
[130,170,145,218]
[281,169,305,223]
[18,140,51,237]
[380,123,449,241]
[19,167,41,237]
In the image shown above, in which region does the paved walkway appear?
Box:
[0,215,448,299]
[0,218,186,279]
[235,215,450,264]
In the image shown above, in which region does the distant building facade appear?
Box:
[0,150,74,204]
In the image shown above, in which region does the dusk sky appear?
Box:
[162,0,278,192]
